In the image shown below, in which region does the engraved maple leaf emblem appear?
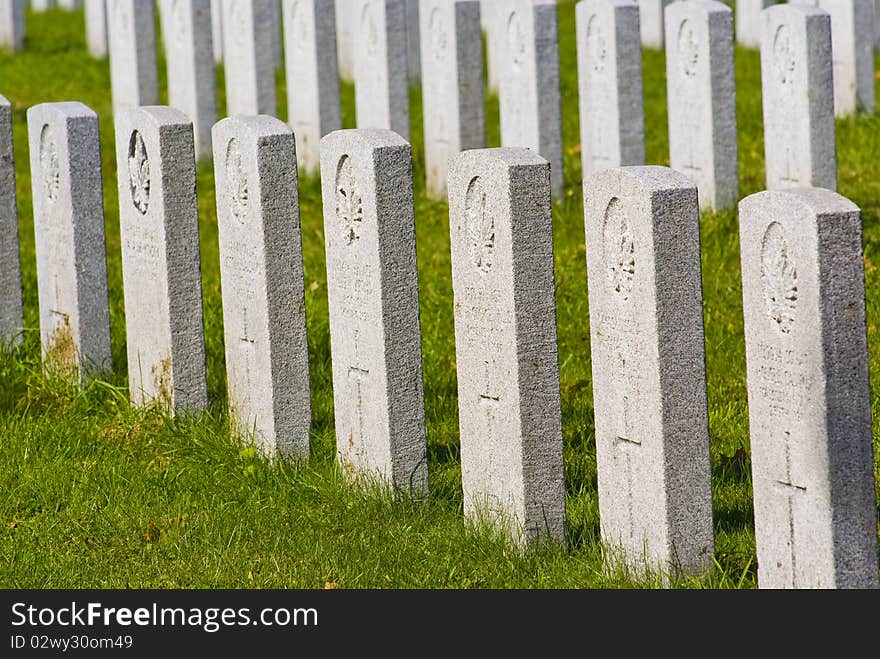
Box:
[587,15,607,73]
[466,177,493,274]
[603,198,635,299]
[761,223,797,334]
[679,20,699,78]
[226,139,249,221]
[336,156,363,245]
[128,131,150,215]
[774,25,796,86]
[40,125,60,203]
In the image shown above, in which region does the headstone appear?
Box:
[815,0,875,116]
[420,0,485,198]
[160,0,217,160]
[115,106,208,412]
[583,166,713,578]
[283,0,341,174]
[272,0,282,67]
[761,4,836,191]
[736,0,774,49]
[637,0,671,48]
[739,188,880,589]
[319,129,427,495]
[354,0,410,140]
[576,0,645,178]
[482,0,501,92]
[0,95,22,346]
[58,0,82,8]
[498,0,563,195]
[31,0,54,10]
[106,0,159,116]
[26,102,112,377]
[448,147,566,545]
[665,0,737,210]
[406,0,420,82]
[213,116,311,458]
[876,0,880,48]
[211,0,222,62]
[84,0,107,58]
[0,0,24,52]
[222,0,277,116]
[335,0,354,81]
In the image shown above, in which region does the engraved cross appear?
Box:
[772,430,806,588]
[613,394,641,543]
[348,329,370,446]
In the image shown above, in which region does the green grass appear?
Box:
[0,2,878,589]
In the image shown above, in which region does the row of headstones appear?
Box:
[1,90,878,588]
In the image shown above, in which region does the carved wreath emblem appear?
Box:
[507,11,527,68]
[226,138,249,221]
[39,124,60,204]
[466,177,494,274]
[773,24,796,86]
[678,19,699,78]
[128,130,150,215]
[586,14,606,73]
[336,155,363,245]
[761,222,798,334]
[602,197,635,299]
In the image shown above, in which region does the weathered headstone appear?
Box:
[211,0,223,62]
[637,0,671,48]
[736,0,774,49]
[576,0,645,178]
[448,147,565,545]
[354,0,410,140]
[0,0,25,51]
[319,129,427,495]
[498,0,563,195]
[583,166,713,578]
[106,0,159,116]
[222,0,277,116]
[160,0,217,160]
[665,0,737,210]
[420,0,485,198]
[115,106,207,411]
[27,102,112,377]
[335,0,354,81]
[406,0,420,82]
[32,0,55,10]
[761,4,836,191]
[815,0,875,116]
[283,0,341,174]
[739,188,880,589]
[0,95,22,346]
[85,0,108,58]
[213,116,311,458]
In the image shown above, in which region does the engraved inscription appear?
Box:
[465,177,493,274]
[128,130,150,215]
[678,18,699,79]
[430,7,447,60]
[761,222,797,334]
[602,198,635,299]
[753,343,811,418]
[226,138,249,222]
[336,262,375,323]
[335,155,363,245]
[507,11,527,69]
[774,24,796,86]
[39,124,60,204]
[460,285,506,354]
[586,14,606,73]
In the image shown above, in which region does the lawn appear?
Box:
[1,2,878,589]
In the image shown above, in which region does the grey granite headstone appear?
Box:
[0,0,25,51]
[761,4,836,191]
[211,0,222,62]
[815,0,875,116]
[636,0,670,48]
[107,0,159,116]
[283,0,341,174]
[160,0,216,160]
[0,95,22,345]
[222,0,277,116]
[576,0,645,177]
[115,106,207,412]
[27,102,112,377]
[421,0,485,198]
[498,0,563,195]
[335,0,354,81]
[583,166,713,578]
[354,0,410,141]
[406,0,420,81]
[85,0,107,58]
[739,188,879,589]
[736,0,774,49]
[213,116,311,458]
[319,128,427,495]
[665,0,737,210]
[448,147,566,546]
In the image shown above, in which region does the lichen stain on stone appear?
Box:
[45,314,77,375]
[151,353,173,406]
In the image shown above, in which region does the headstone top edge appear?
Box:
[0,94,9,108]
[739,188,860,217]
[453,147,549,171]
[764,4,829,21]
[117,105,194,131]
[585,165,698,194]
[577,0,639,11]
[212,115,293,140]
[321,128,411,150]
[666,0,731,18]
[27,101,98,122]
